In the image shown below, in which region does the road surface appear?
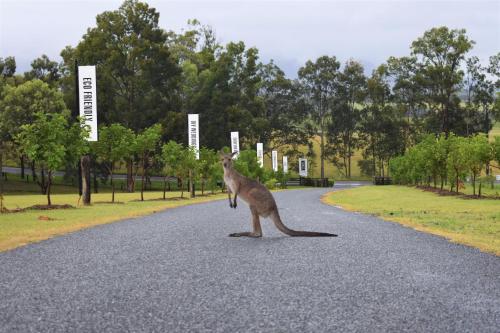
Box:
[0,185,498,332]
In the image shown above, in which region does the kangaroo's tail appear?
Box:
[270,210,337,237]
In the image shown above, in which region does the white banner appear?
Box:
[188,114,199,159]
[230,132,239,159]
[272,150,278,172]
[299,158,308,177]
[256,143,263,167]
[283,156,288,173]
[78,66,98,141]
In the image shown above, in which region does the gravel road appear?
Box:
[0,185,498,332]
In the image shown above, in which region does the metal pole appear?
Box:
[74,60,83,196]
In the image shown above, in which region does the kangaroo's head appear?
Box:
[219,151,237,170]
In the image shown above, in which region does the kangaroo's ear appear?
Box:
[218,150,225,158]
[230,151,238,158]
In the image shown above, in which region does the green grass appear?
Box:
[0,178,227,252]
[322,185,500,256]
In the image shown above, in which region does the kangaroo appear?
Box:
[221,151,337,238]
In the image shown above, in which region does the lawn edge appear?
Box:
[320,189,500,257]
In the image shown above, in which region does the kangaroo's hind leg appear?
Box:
[229,206,262,238]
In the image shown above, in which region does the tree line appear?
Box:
[1,0,499,198]
[390,134,500,196]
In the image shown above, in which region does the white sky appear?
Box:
[1,0,499,77]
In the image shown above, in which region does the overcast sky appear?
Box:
[1,0,499,77]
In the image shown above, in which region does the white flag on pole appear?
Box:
[78,65,98,141]
[272,150,278,172]
[188,114,199,159]
[256,143,263,167]
[283,156,288,173]
[230,132,239,159]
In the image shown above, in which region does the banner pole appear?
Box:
[74,59,82,196]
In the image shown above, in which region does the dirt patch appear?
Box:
[27,204,75,210]
[93,201,125,204]
[416,185,499,200]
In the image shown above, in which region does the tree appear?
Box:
[463,56,496,135]
[135,124,162,201]
[62,0,181,191]
[16,112,88,205]
[298,56,340,179]
[466,134,491,196]
[161,140,184,199]
[198,147,218,195]
[446,134,468,193]
[93,124,135,202]
[24,55,61,86]
[0,79,69,185]
[0,57,16,77]
[258,62,313,160]
[411,27,475,135]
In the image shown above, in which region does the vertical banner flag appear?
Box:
[272,150,278,172]
[188,114,199,159]
[299,158,308,177]
[256,143,264,167]
[230,131,240,158]
[283,156,288,173]
[78,65,98,141]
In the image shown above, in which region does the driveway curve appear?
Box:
[0,185,499,332]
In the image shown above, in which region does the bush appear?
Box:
[265,178,278,189]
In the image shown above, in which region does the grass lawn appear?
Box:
[322,185,500,256]
[0,179,228,252]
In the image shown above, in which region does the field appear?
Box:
[323,185,500,256]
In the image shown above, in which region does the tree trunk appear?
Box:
[20,155,25,179]
[478,182,482,198]
[40,167,46,194]
[455,171,459,194]
[81,155,91,205]
[348,145,352,178]
[180,179,184,198]
[201,180,205,196]
[110,165,115,203]
[47,170,52,206]
[320,129,325,179]
[189,170,194,198]
[472,173,476,196]
[31,161,37,183]
[0,151,4,200]
[93,159,98,194]
[163,177,167,200]
[141,156,145,202]
[126,159,134,192]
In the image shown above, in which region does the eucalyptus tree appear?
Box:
[327,59,366,178]
[60,0,181,190]
[411,27,475,135]
[298,56,340,179]
[24,55,60,86]
[0,57,16,78]
[258,61,313,160]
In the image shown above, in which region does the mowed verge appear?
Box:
[0,189,226,252]
[322,185,500,256]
